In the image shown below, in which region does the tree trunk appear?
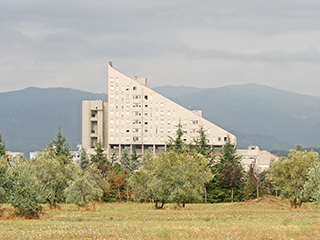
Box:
[155,200,165,209]
[231,187,234,203]
[256,185,259,198]
[291,197,297,208]
[204,186,207,204]
[182,201,185,208]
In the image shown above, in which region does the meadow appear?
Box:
[1,198,320,240]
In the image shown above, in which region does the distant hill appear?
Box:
[0,87,107,156]
[1,84,320,156]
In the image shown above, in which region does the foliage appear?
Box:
[193,126,214,162]
[215,136,244,202]
[268,146,319,207]
[32,150,74,209]
[303,163,320,202]
[130,150,213,208]
[0,134,6,157]
[5,156,44,217]
[91,141,108,165]
[120,146,141,174]
[79,146,92,172]
[64,165,107,208]
[47,125,72,165]
[166,122,186,153]
[0,156,8,203]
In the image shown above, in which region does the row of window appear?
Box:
[109,135,226,143]
[109,85,137,92]
[110,102,165,109]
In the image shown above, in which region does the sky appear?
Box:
[1,0,320,96]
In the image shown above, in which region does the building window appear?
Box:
[160,111,164,116]
[110,86,114,91]
[126,111,129,116]
[126,86,129,91]
[133,95,141,99]
[126,94,129,99]
[167,111,170,116]
[116,77,118,83]
[183,120,187,125]
[145,104,148,107]
[218,137,221,141]
[145,121,148,125]
[145,128,148,133]
[168,129,171,133]
[167,120,170,125]
[126,120,129,124]
[160,103,164,108]
[145,95,148,100]
[133,86,137,91]
[110,136,114,141]
[110,77,114,82]
[110,111,114,116]
[145,112,148,116]
[110,94,114,99]
[224,137,228,141]
[126,128,129,133]
[126,137,129,141]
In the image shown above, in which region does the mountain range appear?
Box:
[1,84,319,156]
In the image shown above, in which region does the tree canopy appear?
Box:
[268,146,319,208]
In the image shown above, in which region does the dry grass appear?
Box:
[1,199,320,239]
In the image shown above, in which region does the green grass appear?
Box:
[1,201,320,239]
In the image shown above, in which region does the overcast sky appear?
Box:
[1,0,320,96]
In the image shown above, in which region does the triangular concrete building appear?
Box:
[82,63,236,156]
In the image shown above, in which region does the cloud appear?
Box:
[1,0,320,96]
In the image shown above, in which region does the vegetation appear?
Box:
[0,134,6,157]
[215,136,244,202]
[130,150,213,208]
[268,145,319,208]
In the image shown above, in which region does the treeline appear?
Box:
[1,125,320,218]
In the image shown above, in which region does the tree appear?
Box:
[120,146,142,201]
[303,163,320,202]
[216,136,244,203]
[193,126,215,203]
[130,150,213,208]
[79,146,92,172]
[48,125,72,164]
[5,156,44,217]
[0,134,6,157]
[0,156,8,203]
[268,146,319,208]
[32,150,73,209]
[64,165,108,209]
[91,141,108,165]
[167,122,186,153]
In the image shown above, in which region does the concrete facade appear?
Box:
[237,146,278,173]
[82,63,236,157]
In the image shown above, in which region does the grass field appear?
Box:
[1,198,320,239]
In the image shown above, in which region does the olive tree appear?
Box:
[268,146,319,208]
[130,150,213,208]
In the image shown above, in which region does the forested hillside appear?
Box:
[1,84,320,155]
[0,87,107,155]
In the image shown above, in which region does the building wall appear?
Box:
[237,146,278,173]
